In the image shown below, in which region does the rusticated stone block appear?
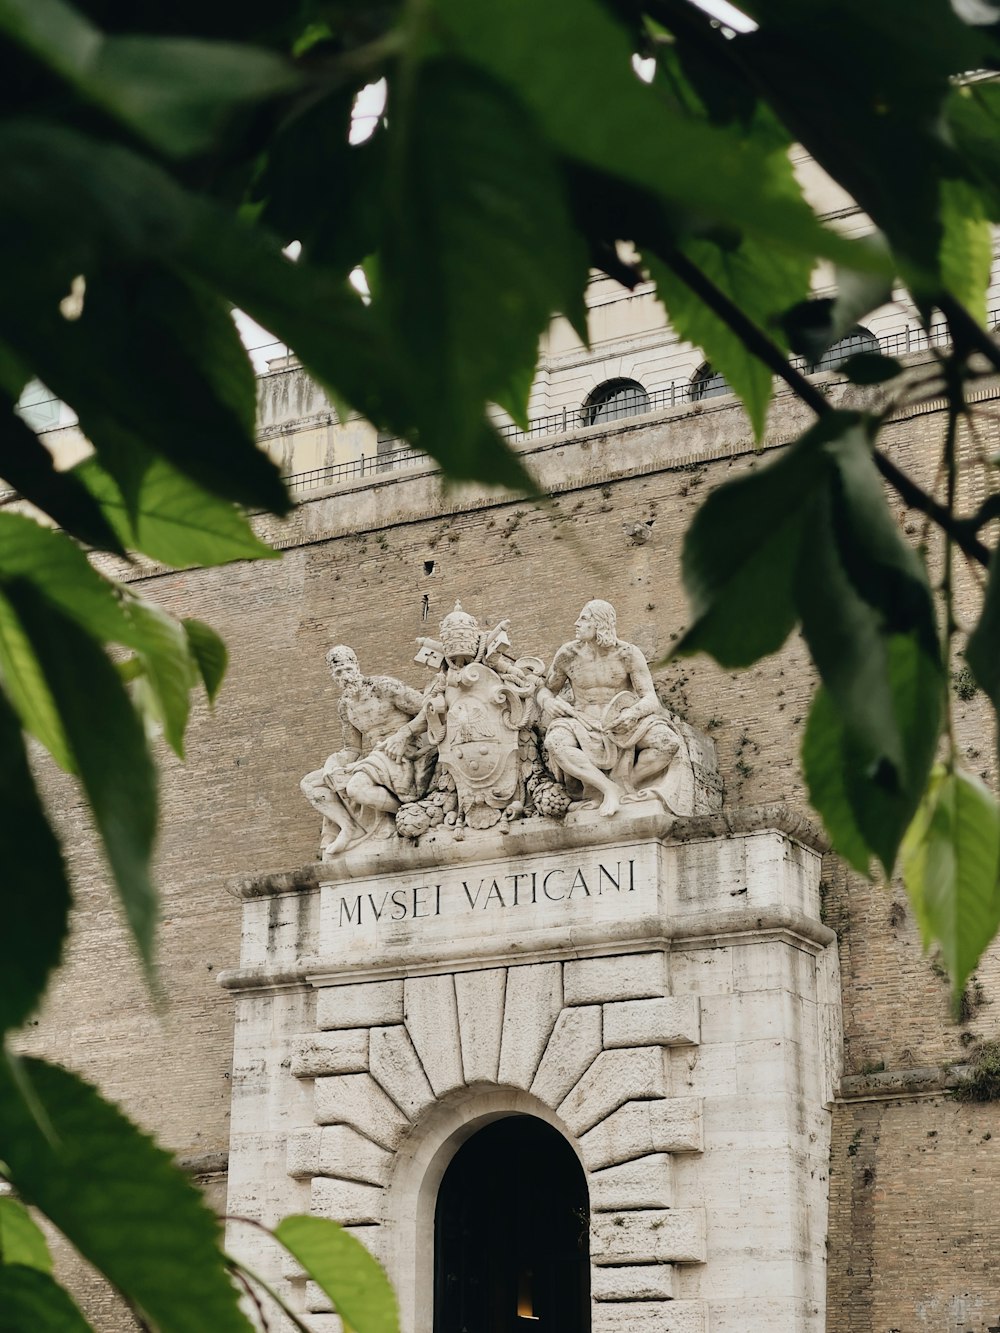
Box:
[290,1030,369,1078]
[287,1125,394,1185]
[580,1098,703,1171]
[316,981,403,1030]
[592,1301,705,1333]
[404,974,464,1096]
[559,1047,667,1136]
[564,953,668,1006]
[592,1263,675,1301]
[589,1153,673,1211]
[591,1208,707,1265]
[530,1005,602,1107]
[369,1025,434,1118]
[455,968,506,1083]
[313,1073,409,1151]
[603,996,700,1049]
[497,962,563,1089]
[311,1177,385,1226]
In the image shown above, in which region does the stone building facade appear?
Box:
[18,252,1000,1332]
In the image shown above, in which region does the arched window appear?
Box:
[690,363,731,401]
[809,325,879,372]
[434,1116,590,1331]
[581,377,650,427]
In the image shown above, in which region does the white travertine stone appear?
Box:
[563,952,667,1006]
[530,1005,602,1107]
[592,1264,675,1301]
[314,1073,410,1151]
[290,1030,369,1078]
[593,1301,705,1333]
[369,1025,434,1118]
[591,1208,707,1265]
[311,1176,385,1226]
[316,980,403,1030]
[455,968,506,1083]
[344,1224,390,1268]
[301,1297,346,1332]
[589,1153,673,1211]
[603,996,700,1049]
[558,1047,668,1136]
[497,962,563,1089]
[287,1125,394,1185]
[580,1098,703,1171]
[404,974,464,1096]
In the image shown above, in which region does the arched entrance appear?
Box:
[433,1115,590,1333]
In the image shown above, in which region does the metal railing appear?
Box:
[283,313,979,494]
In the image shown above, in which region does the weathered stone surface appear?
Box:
[311,1176,385,1226]
[591,1208,707,1265]
[530,1005,602,1107]
[303,1287,342,1322]
[313,1073,410,1151]
[286,1125,394,1185]
[559,1047,668,1136]
[580,1098,703,1171]
[589,1153,673,1211]
[455,968,506,1083]
[592,1300,705,1333]
[497,962,563,1089]
[369,1025,434,1118]
[592,1263,675,1301]
[603,996,701,1049]
[404,974,464,1096]
[290,1029,369,1078]
[316,981,403,1031]
[564,953,668,1006]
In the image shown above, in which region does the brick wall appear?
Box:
[21,379,1000,1329]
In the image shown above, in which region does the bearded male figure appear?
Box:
[538,600,682,817]
[300,645,431,858]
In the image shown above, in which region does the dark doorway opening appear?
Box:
[433,1116,591,1333]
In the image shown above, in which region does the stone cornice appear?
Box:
[228,802,828,903]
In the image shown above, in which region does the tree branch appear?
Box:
[657,246,992,567]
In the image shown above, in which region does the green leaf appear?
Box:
[807,632,942,877]
[0,0,301,158]
[840,353,904,385]
[646,234,811,440]
[183,620,228,705]
[0,1266,94,1332]
[435,0,886,272]
[0,689,71,1033]
[947,79,1000,222]
[121,598,196,758]
[802,686,873,876]
[797,487,905,779]
[1,583,158,974]
[0,591,73,770]
[377,59,587,474]
[675,414,848,665]
[0,1198,53,1272]
[901,764,1000,1007]
[781,235,894,363]
[11,265,289,518]
[0,1056,253,1333]
[0,409,123,555]
[72,453,277,569]
[0,514,131,646]
[273,1215,399,1333]
[938,176,992,327]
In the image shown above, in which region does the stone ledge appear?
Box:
[217,904,834,992]
[227,803,827,900]
[838,1064,967,1101]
